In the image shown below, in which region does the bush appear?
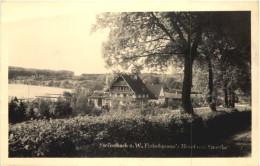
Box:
[26,98,71,119]
[89,108,102,116]
[9,108,251,157]
[168,100,181,109]
[191,97,207,108]
[72,94,94,115]
[9,98,28,124]
[9,99,19,123]
[38,99,51,119]
[51,98,72,118]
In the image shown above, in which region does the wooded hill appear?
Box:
[8,65,251,106]
[8,66,183,91]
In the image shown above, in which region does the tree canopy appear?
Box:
[92,12,251,114]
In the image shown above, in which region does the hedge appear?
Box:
[9,108,251,157]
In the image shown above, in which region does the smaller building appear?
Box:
[164,92,182,106]
[146,84,165,104]
[88,90,109,108]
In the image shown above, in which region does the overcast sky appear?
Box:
[2,2,111,75]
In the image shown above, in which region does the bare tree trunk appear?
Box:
[180,14,203,115]
[207,56,216,111]
[228,87,231,107]
[230,85,235,108]
[181,54,194,115]
[223,81,228,107]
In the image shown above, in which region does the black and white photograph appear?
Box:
[0,1,259,166]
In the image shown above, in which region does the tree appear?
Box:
[142,75,160,84]
[39,99,51,119]
[17,101,27,122]
[192,12,250,109]
[63,91,73,102]
[26,106,35,119]
[93,12,209,114]
[203,12,251,108]
[165,77,182,90]
[52,98,72,118]
[195,32,218,111]
[9,99,28,123]
[9,99,19,123]
[93,12,250,114]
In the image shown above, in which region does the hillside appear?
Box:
[8,66,184,92]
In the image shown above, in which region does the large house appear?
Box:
[93,74,152,107]
[108,74,151,105]
[89,74,186,108]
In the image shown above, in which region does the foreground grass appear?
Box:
[9,107,251,157]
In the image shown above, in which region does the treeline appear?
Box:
[8,65,250,106]
[9,66,74,80]
[8,90,208,125]
[8,90,102,124]
[8,66,184,92]
[9,96,72,124]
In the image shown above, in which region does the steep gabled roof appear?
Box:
[145,84,163,99]
[120,74,151,94]
[108,74,150,94]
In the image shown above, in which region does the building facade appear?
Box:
[107,74,151,106]
[89,74,202,108]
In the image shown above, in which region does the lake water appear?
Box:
[8,84,71,100]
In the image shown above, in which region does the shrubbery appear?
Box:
[9,108,251,157]
[9,98,27,123]
[9,96,74,123]
[9,90,104,124]
[191,97,208,108]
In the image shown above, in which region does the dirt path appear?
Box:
[219,125,251,157]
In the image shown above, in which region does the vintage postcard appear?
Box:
[0,1,259,166]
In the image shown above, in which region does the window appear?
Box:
[123,94,126,98]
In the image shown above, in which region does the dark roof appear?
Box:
[109,74,151,94]
[145,84,163,99]
[121,74,151,94]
